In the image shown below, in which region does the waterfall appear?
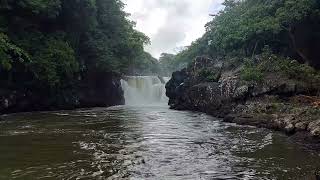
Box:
[121,76,169,105]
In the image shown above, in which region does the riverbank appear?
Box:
[0,72,124,114]
[166,56,320,149]
[223,96,320,149]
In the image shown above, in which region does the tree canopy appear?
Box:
[0,0,158,90]
[166,0,320,70]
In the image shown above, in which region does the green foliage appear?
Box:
[276,0,318,27]
[205,0,317,55]
[126,52,160,75]
[198,68,221,82]
[73,0,152,74]
[0,0,153,100]
[240,59,264,82]
[159,53,176,75]
[240,47,320,84]
[281,61,320,82]
[16,0,62,18]
[0,33,30,71]
[240,67,264,82]
[171,37,212,71]
[168,0,320,71]
[31,36,78,87]
[257,46,320,82]
[265,55,320,83]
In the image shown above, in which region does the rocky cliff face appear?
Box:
[0,72,124,114]
[79,72,125,108]
[166,56,320,147]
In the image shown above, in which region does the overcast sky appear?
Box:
[123,0,224,58]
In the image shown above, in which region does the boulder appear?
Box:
[165,68,188,107]
[295,122,309,131]
[311,127,320,137]
[285,123,295,134]
[308,120,320,137]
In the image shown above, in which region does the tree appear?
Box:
[171,0,320,69]
[0,0,154,107]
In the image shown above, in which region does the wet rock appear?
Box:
[233,85,249,99]
[308,120,320,137]
[316,171,320,180]
[223,114,236,123]
[165,68,188,106]
[282,116,296,134]
[3,99,9,108]
[0,93,19,113]
[285,123,295,134]
[141,159,146,164]
[295,122,309,131]
[272,118,282,129]
[311,128,320,137]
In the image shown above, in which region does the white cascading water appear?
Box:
[121,76,169,105]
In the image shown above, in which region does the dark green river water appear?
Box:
[0,105,319,179]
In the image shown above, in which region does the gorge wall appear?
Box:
[166,56,320,147]
[0,72,124,114]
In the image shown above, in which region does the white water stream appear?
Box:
[121,76,169,105]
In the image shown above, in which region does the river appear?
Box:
[0,76,319,179]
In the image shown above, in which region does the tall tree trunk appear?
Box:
[251,40,259,59]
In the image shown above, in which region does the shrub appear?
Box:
[240,47,320,84]
[240,66,264,82]
[198,68,221,82]
[240,58,264,82]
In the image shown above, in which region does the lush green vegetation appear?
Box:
[240,47,320,83]
[158,53,177,76]
[0,0,159,102]
[128,52,161,75]
[162,0,320,73]
[197,68,221,82]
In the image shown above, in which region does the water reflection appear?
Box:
[0,105,319,179]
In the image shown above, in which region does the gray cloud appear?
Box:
[124,0,224,58]
[147,21,187,56]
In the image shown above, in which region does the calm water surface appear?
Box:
[0,105,319,179]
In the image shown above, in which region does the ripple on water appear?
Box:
[0,106,319,179]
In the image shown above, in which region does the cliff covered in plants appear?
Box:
[162,0,320,70]
[0,0,159,113]
[166,0,320,145]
